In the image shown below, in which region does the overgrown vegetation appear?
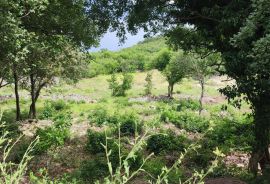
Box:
[1,0,268,181]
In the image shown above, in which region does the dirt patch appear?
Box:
[162,123,183,135]
[42,94,97,103]
[70,120,91,137]
[202,96,226,104]
[224,152,250,168]
[160,123,202,141]
[0,94,14,102]
[29,137,90,178]
[19,120,53,137]
[205,177,246,184]
[129,94,226,104]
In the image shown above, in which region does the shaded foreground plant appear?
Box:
[96,125,153,184]
[0,114,38,184]
[97,125,224,184]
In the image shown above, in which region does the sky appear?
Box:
[89,30,145,52]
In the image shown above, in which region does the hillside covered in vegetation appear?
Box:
[87,37,167,77]
[1,1,270,184]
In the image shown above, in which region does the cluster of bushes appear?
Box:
[35,112,72,154]
[39,100,70,120]
[83,127,188,182]
[108,73,133,96]
[160,108,209,133]
[146,130,188,155]
[87,107,118,125]
[82,128,144,182]
[88,108,143,135]
[87,37,167,78]
[176,99,201,111]
[204,116,254,152]
[143,157,185,183]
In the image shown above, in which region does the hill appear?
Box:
[87,37,168,77]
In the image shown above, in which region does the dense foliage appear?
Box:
[87,0,270,176]
[87,37,167,77]
[1,0,269,182]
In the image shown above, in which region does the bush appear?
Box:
[204,116,254,152]
[146,131,187,155]
[187,147,215,168]
[79,157,109,183]
[144,72,153,95]
[119,113,143,136]
[108,73,133,96]
[35,113,72,154]
[176,99,200,111]
[39,100,69,120]
[143,157,166,177]
[143,157,184,183]
[7,137,32,163]
[174,112,209,133]
[87,108,118,125]
[51,100,69,111]
[160,109,209,133]
[160,108,179,123]
[39,101,54,119]
[86,130,108,154]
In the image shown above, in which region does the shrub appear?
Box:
[86,130,108,154]
[144,72,153,95]
[8,137,32,164]
[39,101,54,119]
[79,157,109,183]
[146,131,187,155]
[0,122,38,184]
[174,112,209,133]
[39,100,69,120]
[88,108,118,125]
[160,108,179,123]
[51,99,69,111]
[143,157,184,184]
[160,109,209,133]
[119,113,143,136]
[204,116,254,152]
[35,113,72,154]
[108,73,133,96]
[176,99,200,111]
[143,157,166,177]
[188,147,215,168]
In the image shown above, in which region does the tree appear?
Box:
[1,0,107,121]
[190,54,217,114]
[88,0,270,175]
[230,0,270,175]
[108,73,133,97]
[21,36,86,119]
[144,72,153,96]
[152,49,172,71]
[163,53,191,98]
[0,0,48,120]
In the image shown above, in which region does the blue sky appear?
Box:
[90,30,145,52]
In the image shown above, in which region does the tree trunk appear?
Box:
[249,102,270,179]
[199,79,205,115]
[168,84,174,98]
[13,66,21,121]
[29,74,36,119]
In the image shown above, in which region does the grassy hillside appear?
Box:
[87,37,168,77]
[0,39,253,183]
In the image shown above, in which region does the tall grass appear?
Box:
[98,125,224,184]
[0,112,38,184]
